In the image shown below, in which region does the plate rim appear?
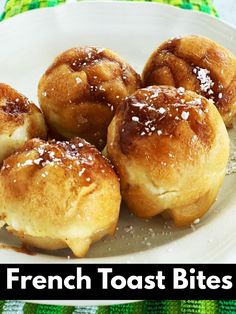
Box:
[0,0,236,32]
[0,0,236,264]
[0,0,236,263]
[0,0,236,306]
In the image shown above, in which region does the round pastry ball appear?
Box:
[107,86,229,227]
[0,138,121,257]
[38,46,142,149]
[0,83,47,164]
[142,35,236,128]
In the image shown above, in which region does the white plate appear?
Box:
[0,0,236,305]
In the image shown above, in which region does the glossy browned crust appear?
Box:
[0,83,47,164]
[116,86,214,155]
[1,137,116,199]
[0,83,46,138]
[38,47,142,149]
[0,138,121,257]
[107,86,229,226]
[142,36,236,127]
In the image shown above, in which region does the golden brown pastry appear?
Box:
[107,86,229,227]
[38,46,141,149]
[0,138,121,257]
[142,35,236,127]
[0,83,47,164]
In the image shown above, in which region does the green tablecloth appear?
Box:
[0,0,218,21]
[0,0,234,313]
[0,300,236,313]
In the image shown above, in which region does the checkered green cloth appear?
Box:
[0,300,236,313]
[0,0,218,21]
[0,0,229,313]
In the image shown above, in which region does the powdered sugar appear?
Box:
[158,107,166,114]
[193,67,214,95]
[75,77,82,84]
[177,87,185,95]
[132,116,139,122]
[181,111,189,120]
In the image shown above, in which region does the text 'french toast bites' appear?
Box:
[107,86,229,227]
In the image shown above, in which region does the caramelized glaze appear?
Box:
[0,243,36,255]
[143,36,236,116]
[46,47,141,88]
[38,47,141,149]
[118,86,214,154]
[0,83,43,118]
[2,100,29,115]
[1,138,113,194]
[0,83,46,143]
[0,83,32,115]
[45,46,142,107]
